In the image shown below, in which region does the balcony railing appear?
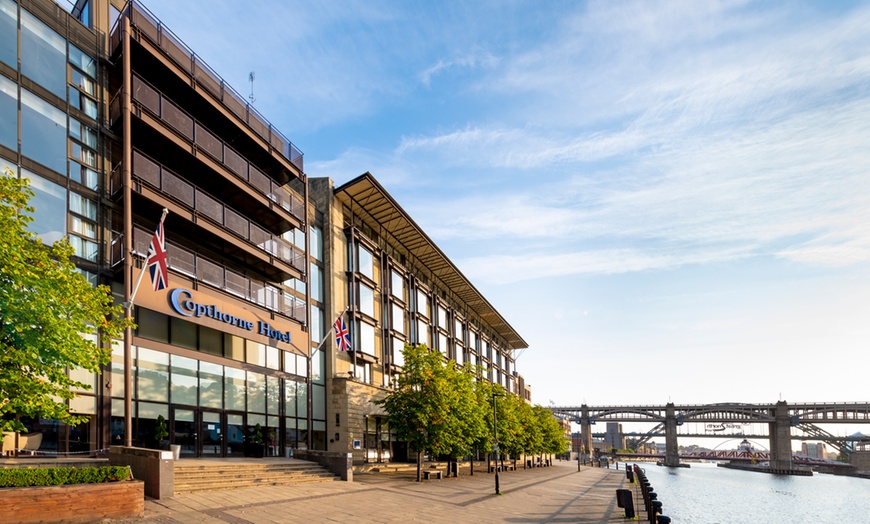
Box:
[125,75,305,221]
[110,149,306,273]
[110,228,307,323]
[110,0,303,171]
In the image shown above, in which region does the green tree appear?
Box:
[376,344,482,481]
[0,171,131,437]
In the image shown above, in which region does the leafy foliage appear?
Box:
[0,171,132,434]
[0,466,131,487]
[377,343,569,478]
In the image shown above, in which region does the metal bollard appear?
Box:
[615,489,635,518]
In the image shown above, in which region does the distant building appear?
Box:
[604,422,625,450]
[800,443,826,459]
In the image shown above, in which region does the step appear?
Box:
[172,460,339,493]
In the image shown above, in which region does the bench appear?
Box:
[423,470,442,480]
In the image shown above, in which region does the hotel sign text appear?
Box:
[169,288,292,344]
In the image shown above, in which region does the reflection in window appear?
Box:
[21,89,67,174]
[309,225,322,261]
[392,338,404,367]
[391,303,405,333]
[69,44,96,78]
[137,347,169,402]
[247,371,265,413]
[170,354,198,406]
[357,245,373,279]
[26,172,66,244]
[20,9,66,99]
[391,269,404,300]
[360,321,376,356]
[416,289,429,317]
[309,263,322,302]
[199,361,223,409]
[0,74,15,150]
[0,0,17,68]
[359,282,374,317]
[224,367,246,411]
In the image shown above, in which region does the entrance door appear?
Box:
[200,410,222,456]
[171,408,197,457]
[225,413,245,457]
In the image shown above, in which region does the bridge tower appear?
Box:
[664,402,680,467]
[581,405,593,458]
[769,400,794,470]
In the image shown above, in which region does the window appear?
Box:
[392,337,404,367]
[391,303,405,333]
[309,305,323,342]
[20,9,66,99]
[137,347,169,402]
[170,355,198,406]
[416,319,429,346]
[309,263,322,302]
[438,333,448,356]
[391,269,404,300]
[416,289,429,317]
[359,282,375,317]
[0,0,17,68]
[21,89,67,174]
[246,371,265,413]
[0,74,15,150]
[437,305,447,328]
[68,44,96,78]
[359,321,376,356]
[357,245,374,280]
[310,225,322,261]
[455,347,464,366]
[27,172,66,244]
[454,319,463,341]
[69,192,97,219]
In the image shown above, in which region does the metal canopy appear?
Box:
[334,173,528,350]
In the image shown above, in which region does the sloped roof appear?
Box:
[334,173,528,350]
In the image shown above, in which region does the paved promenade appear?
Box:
[113,461,632,523]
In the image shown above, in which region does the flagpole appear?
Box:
[316,306,350,352]
[128,208,168,309]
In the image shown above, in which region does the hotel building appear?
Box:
[2,0,528,463]
[310,175,528,463]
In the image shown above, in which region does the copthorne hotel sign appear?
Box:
[169,288,292,344]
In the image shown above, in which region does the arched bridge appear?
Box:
[550,401,870,469]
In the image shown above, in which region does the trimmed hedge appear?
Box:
[0,466,131,487]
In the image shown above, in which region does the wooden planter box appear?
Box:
[0,479,144,523]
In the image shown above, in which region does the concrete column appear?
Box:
[664,403,680,467]
[769,401,793,470]
[581,405,593,459]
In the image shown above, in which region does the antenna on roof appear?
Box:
[248,71,255,105]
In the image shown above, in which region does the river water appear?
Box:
[633,461,870,523]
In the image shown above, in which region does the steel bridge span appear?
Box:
[550,401,870,469]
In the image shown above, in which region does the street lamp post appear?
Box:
[492,392,505,495]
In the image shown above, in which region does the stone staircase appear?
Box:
[174,460,339,493]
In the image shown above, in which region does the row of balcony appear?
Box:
[109,74,304,222]
[109,150,306,274]
[110,227,306,323]
[109,0,303,171]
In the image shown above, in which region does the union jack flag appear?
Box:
[333,313,352,352]
[147,221,168,291]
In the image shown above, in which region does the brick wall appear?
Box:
[0,480,144,523]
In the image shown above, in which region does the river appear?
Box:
[632,461,870,523]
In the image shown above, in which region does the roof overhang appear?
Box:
[334,173,528,350]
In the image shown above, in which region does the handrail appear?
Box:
[110,0,303,171]
[128,76,305,221]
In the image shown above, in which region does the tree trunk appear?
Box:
[416,450,423,482]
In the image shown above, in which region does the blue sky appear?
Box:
[136,0,870,415]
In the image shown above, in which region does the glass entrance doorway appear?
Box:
[170,408,247,457]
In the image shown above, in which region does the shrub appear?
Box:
[0,466,131,488]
